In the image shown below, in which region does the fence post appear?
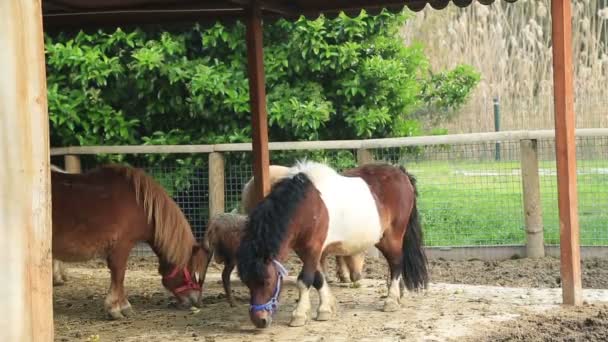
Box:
[494,97,501,161]
[209,152,225,218]
[64,155,81,173]
[356,148,380,259]
[520,139,545,258]
[357,148,373,165]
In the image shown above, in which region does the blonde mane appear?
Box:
[103,165,195,268]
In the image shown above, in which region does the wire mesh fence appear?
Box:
[50,135,608,256]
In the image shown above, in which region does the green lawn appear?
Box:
[408,160,608,247]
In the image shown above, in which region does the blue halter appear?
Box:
[250,260,288,315]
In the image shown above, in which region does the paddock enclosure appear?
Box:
[0,0,595,341]
[50,130,608,340]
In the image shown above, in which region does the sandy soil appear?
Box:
[53,256,608,342]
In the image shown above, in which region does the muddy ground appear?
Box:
[54,255,608,341]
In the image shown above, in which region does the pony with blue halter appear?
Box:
[236,161,429,328]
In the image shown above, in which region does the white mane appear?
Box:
[287,160,339,185]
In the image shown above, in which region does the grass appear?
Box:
[409,159,608,247]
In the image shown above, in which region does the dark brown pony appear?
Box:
[237,161,428,328]
[198,212,248,307]
[52,164,205,319]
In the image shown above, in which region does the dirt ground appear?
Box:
[54,255,608,342]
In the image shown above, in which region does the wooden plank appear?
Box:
[208,152,226,217]
[246,1,270,204]
[520,139,545,258]
[0,1,54,341]
[551,0,582,306]
[49,128,608,155]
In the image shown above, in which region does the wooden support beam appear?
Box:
[551,0,582,306]
[0,1,54,340]
[246,1,270,204]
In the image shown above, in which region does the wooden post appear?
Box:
[357,148,380,259]
[0,1,54,341]
[64,155,82,173]
[520,139,545,258]
[246,1,270,204]
[208,152,225,217]
[357,148,374,165]
[551,0,582,306]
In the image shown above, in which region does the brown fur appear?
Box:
[52,164,202,319]
[200,212,248,306]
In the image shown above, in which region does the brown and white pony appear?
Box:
[240,164,366,284]
[198,212,248,307]
[236,161,429,328]
[52,164,205,319]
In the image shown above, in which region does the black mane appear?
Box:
[237,172,312,284]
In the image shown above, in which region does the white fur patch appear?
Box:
[51,164,67,173]
[288,161,383,255]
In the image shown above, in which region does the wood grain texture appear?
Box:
[246,1,270,204]
[551,0,582,306]
[0,1,54,340]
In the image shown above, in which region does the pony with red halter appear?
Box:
[240,164,367,284]
[52,164,205,319]
[237,161,428,328]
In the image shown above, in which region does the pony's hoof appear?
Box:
[52,279,65,287]
[107,310,125,320]
[289,315,308,327]
[383,299,400,312]
[316,311,332,321]
[337,275,350,284]
[121,306,135,317]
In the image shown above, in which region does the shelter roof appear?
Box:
[43,0,519,29]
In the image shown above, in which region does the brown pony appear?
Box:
[198,212,248,307]
[236,161,428,328]
[52,164,205,319]
[240,164,366,284]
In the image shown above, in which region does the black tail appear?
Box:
[401,170,429,291]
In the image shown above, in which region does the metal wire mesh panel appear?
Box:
[538,136,608,246]
[374,142,525,247]
[50,134,608,258]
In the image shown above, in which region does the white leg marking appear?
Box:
[316,279,336,321]
[383,275,402,312]
[290,280,311,327]
[105,286,124,320]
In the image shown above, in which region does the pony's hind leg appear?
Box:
[376,240,404,312]
[104,249,133,319]
[335,256,351,283]
[222,260,236,307]
[314,269,337,321]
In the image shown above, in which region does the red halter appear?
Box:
[163,267,201,296]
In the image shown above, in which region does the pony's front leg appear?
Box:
[52,259,68,286]
[104,250,133,320]
[290,270,314,327]
[314,270,337,321]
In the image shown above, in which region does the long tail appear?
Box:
[401,169,429,291]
